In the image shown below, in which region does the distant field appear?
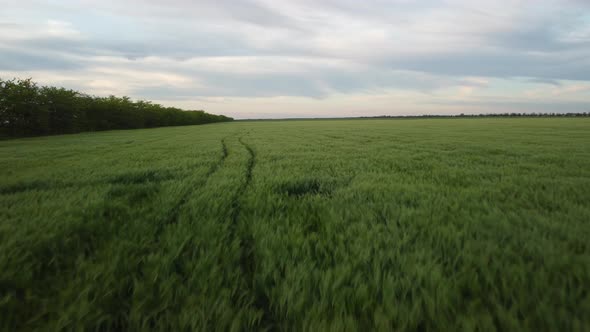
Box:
[1,118,589,331]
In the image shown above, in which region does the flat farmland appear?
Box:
[1,118,589,331]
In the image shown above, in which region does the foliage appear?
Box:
[0,78,232,137]
[360,112,590,119]
[0,118,589,331]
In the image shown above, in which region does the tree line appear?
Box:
[0,78,233,137]
[362,112,589,119]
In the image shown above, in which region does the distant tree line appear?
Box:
[362,112,590,119]
[0,78,232,137]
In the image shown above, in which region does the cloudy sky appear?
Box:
[1,0,589,118]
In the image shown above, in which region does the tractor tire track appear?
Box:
[154,136,229,238]
[117,136,231,329]
[230,136,277,330]
[132,136,236,329]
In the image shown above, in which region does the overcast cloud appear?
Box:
[1,0,589,118]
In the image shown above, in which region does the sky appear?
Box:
[1,0,589,119]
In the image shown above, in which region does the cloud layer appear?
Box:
[1,0,589,118]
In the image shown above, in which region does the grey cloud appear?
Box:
[428,98,590,114]
[86,0,301,30]
[492,27,573,52]
[0,47,81,71]
[487,11,589,53]
[527,78,562,86]
[385,51,590,82]
[206,0,301,30]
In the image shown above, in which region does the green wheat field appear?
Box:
[1,118,589,331]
